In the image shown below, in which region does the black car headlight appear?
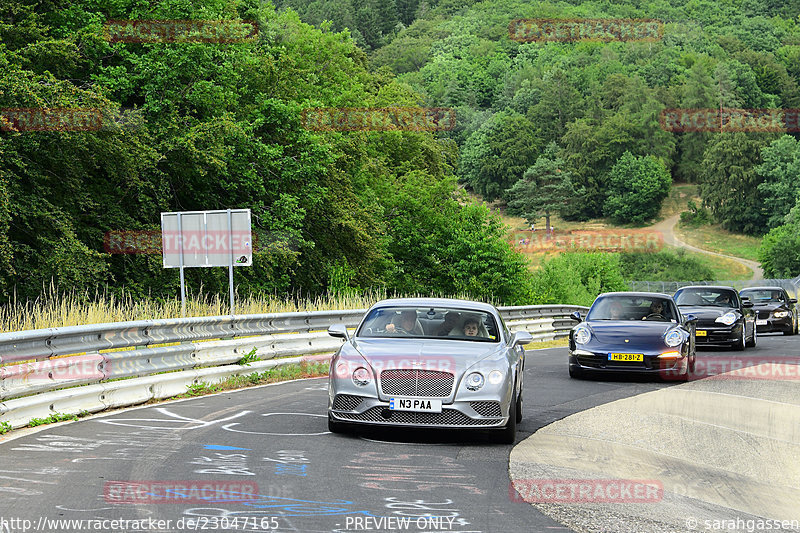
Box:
[664,329,683,347]
[715,312,737,326]
[574,326,591,345]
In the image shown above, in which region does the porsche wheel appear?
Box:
[569,366,583,379]
[733,329,746,351]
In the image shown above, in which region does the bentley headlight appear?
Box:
[664,329,683,347]
[466,372,485,391]
[574,326,591,345]
[773,311,790,318]
[715,312,737,326]
[352,367,372,387]
[487,370,503,385]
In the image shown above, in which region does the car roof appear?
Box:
[674,285,737,291]
[740,286,785,292]
[597,291,673,299]
[368,297,498,313]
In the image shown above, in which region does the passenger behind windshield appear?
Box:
[448,315,490,338]
[357,307,498,342]
[740,289,783,302]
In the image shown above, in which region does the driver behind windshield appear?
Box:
[714,293,735,307]
[385,310,423,335]
[642,299,674,321]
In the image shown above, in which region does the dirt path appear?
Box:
[652,214,764,280]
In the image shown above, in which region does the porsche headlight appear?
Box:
[715,312,737,326]
[574,326,591,345]
[773,310,790,318]
[664,329,683,347]
[352,367,372,387]
[466,372,485,391]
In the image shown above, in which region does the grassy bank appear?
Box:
[674,223,762,262]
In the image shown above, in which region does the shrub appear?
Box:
[530,253,628,306]
[618,250,715,281]
[759,223,800,278]
[603,152,672,224]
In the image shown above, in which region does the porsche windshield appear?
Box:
[675,288,738,307]
[586,295,677,322]
[357,307,500,342]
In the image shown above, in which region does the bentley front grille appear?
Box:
[380,369,454,397]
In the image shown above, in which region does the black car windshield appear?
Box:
[357,306,500,342]
[740,289,784,303]
[587,295,677,322]
[675,288,738,307]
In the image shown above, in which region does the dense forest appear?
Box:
[1,0,799,311]
[281,0,800,276]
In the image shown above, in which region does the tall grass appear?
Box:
[0,286,391,333]
[0,285,491,333]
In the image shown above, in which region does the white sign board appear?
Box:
[161,209,252,268]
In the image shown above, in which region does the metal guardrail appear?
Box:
[628,277,800,299]
[0,305,587,428]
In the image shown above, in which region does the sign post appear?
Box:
[161,209,252,316]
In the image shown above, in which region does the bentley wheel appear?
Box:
[515,390,523,424]
[328,414,349,434]
[497,391,517,444]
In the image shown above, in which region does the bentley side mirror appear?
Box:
[569,311,582,322]
[742,298,753,308]
[511,331,533,347]
[790,298,798,304]
[327,324,350,340]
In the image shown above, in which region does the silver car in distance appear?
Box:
[326,298,532,444]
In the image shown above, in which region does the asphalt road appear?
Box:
[1,332,798,533]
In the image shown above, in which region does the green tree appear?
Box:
[755,135,800,229]
[506,142,574,232]
[699,133,775,235]
[759,222,800,278]
[459,110,539,201]
[603,152,672,225]
[675,60,715,183]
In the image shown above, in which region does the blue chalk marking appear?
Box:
[204,444,251,451]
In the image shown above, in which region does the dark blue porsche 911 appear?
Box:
[568,292,697,380]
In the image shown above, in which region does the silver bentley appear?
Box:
[326,298,532,443]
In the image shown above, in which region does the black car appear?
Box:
[568,292,696,380]
[739,286,798,336]
[673,286,756,350]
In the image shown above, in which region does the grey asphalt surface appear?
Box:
[1,332,798,533]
